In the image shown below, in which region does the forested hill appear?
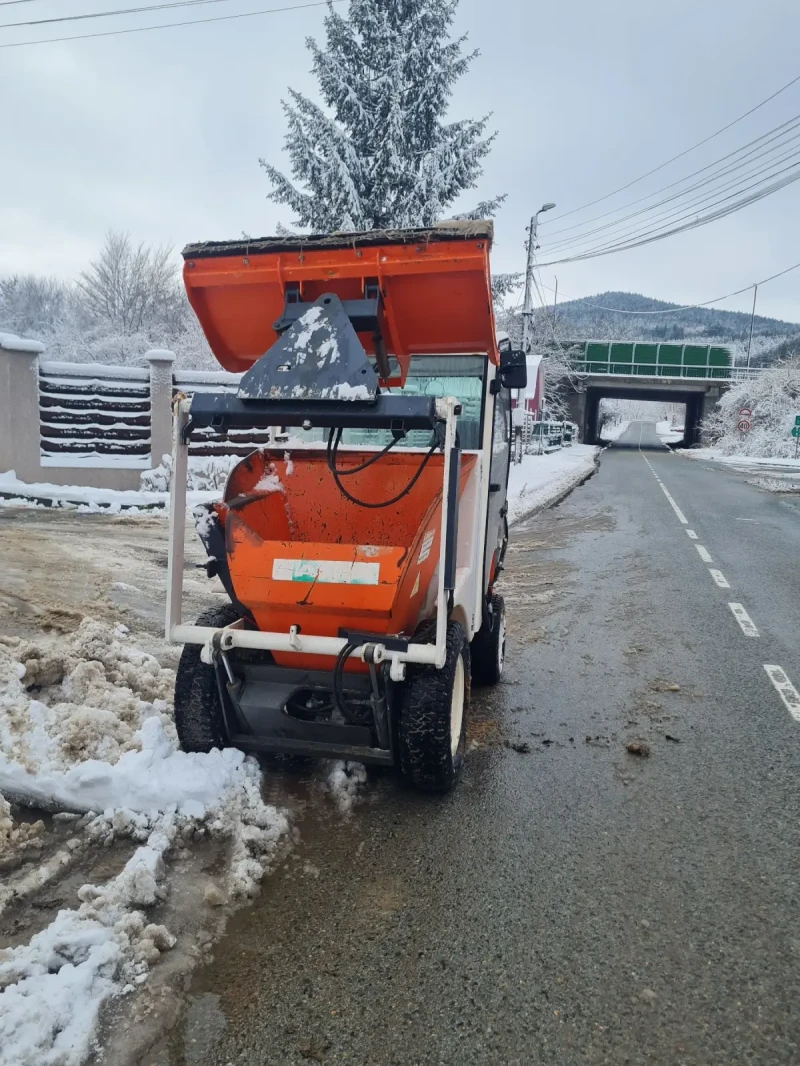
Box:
[552,291,800,365]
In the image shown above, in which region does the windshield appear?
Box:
[290,355,487,451]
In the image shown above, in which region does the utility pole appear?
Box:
[521,202,556,353]
[746,283,759,369]
[552,276,559,332]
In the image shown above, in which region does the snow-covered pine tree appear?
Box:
[260,0,502,231]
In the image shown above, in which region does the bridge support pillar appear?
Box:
[699,387,723,444]
[566,388,587,442]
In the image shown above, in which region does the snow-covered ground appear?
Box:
[599,420,630,442]
[656,420,685,444]
[507,445,600,524]
[0,470,219,513]
[679,449,800,469]
[0,621,289,1066]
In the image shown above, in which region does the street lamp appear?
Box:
[522,202,557,353]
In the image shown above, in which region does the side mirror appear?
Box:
[499,349,527,390]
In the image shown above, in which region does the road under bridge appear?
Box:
[559,341,760,446]
[566,374,725,446]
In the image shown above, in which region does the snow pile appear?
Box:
[0,620,289,1065]
[701,360,800,458]
[0,622,288,894]
[0,829,177,1066]
[507,445,600,524]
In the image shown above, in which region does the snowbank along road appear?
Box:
[2,422,799,1064]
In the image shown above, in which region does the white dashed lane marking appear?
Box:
[658,483,689,524]
[686,529,698,540]
[696,545,713,564]
[709,569,731,589]
[764,665,800,722]
[729,603,760,637]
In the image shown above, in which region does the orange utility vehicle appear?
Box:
[167,222,526,792]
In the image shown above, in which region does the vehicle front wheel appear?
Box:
[399,622,470,793]
[174,602,240,753]
[470,593,506,686]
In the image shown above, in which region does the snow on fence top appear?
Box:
[0,331,45,354]
[39,360,150,381]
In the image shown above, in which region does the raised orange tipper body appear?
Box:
[167,222,527,793]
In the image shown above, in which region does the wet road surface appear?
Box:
[148,422,800,1066]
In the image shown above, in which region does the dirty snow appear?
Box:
[322,760,368,815]
[0,620,289,1066]
[507,445,600,524]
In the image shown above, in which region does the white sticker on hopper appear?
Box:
[272,559,380,585]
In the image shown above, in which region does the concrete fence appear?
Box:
[0,333,266,492]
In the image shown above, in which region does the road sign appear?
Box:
[795,414,800,426]
[792,427,800,438]
[740,406,753,418]
[738,419,751,433]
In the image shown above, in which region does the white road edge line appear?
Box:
[709,568,730,589]
[696,544,713,564]
[728,602,760,637]
[764,665,800,722]
[686,529,699,540]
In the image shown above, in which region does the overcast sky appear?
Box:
[2,0,799,321]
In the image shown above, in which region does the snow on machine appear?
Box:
[166,222,526,792]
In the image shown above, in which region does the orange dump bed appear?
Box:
[182,222,498,378]
[216,448,477,671]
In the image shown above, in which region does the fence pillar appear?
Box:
[147,349,176,466]
[0,333,44,481]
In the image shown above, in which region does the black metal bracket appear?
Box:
[273,282,392,381]
[337,629,410,653]
[187,392,439,435]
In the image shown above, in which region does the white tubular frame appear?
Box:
[166,396,465,672]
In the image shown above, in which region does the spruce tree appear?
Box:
[260,0,503,231]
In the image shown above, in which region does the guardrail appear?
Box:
[569,360,764,382]
[513,418,576,462]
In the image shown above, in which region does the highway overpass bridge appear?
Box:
[560,341,761,445]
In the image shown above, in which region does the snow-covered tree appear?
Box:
[0,275,71,337]
[78,232,184,336]
[260,0,502,231]
[703,359,800,458]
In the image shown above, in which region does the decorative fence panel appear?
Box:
[174,370,272,458]
[39,361,152,463]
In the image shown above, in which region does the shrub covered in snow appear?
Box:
[140,453,239,493]
[702,359,800,458]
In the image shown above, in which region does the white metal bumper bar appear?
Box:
[166,396,460,672]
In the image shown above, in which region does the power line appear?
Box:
[542,141,800,258]
[537,167,800,267]
[530,259,800,316]
[543,115,800,246]
[541,70,800,225]
[0,0,343,48]
[0,2,39,7]
[0,0,237,30]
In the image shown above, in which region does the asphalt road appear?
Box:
[148,421,800,1066]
